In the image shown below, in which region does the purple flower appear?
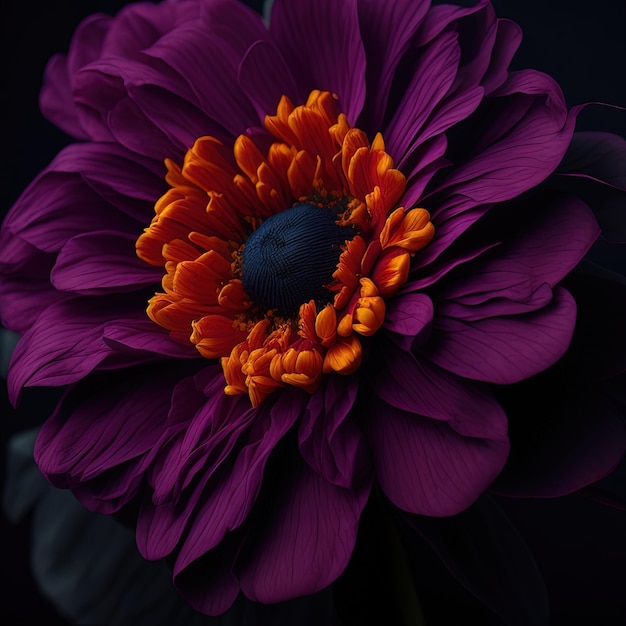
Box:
[0,0,623,616]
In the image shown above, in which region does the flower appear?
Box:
[0,0,623,618]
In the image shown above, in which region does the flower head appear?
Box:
[1,0,623,616]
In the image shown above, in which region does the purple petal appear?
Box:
[3,143,158,253]
[425,287,577,384]
[39,15,111,139]
[364,394,509,516]
[33,365,184,508]
[141,7,265,133]
[406,197,494,273]
[238,40,299,119]
[237,457,370,603]
[51,231,162,295]
[555,131,626,242]
[438,194,601,304]
[383,293,434,337]
[298,375,370,489]
[6,297,175,404]
[557,131,626,191]
[432,70,574,205]
[481,19,523,94]
[415,0,490,47]
[269,0,366,124]
[355,0,430,132]
[174,534,241,616]
[139,389,305,561]
[385,32,461,165]
[102,319,199,359]
[0,234,63,333]
[368,342,508,441]
[495,382,626,499]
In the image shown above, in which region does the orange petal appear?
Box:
[323,334,362,374]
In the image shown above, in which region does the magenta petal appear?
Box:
[270,0,366,124]
[7,297,166,404]
[39,14,111,139]
[298,375,369,489]
[383,293,434,337]
[426,287,577,384]
[481,18,523,94]
[434,70,574,205]
[238,458,371,603]
[51,231,162,294]
[140,389,305,562]
[39,54,90,140]
[365,394,509,516]
[494,379,626,498]
[33,365,183,506]
[385,32,460,164]
[438,194,601,304]
[142,14,263,134]
[238,41,299,120]
[174,535,241,616]
[369,343,507,439]
[4,173,138,254]
[356,0,430,131]
[102,319,198,359]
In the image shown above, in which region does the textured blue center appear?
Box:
[241,202,355,314]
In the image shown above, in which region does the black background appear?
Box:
[1,1,624,624]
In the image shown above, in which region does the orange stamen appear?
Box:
[136,90,435,405]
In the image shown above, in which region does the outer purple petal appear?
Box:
[554,131,626,242]
[39,14,111,139]
[2,143,162,254]
[430,70,575,206]
[436,194,601,308]
[237,457,371,603]
[364,394,509,516]
[385,31,460,165]
[7,297,192,404]
[368,342,507,438]
[356,0,430,132]
[51,230,162,294]
[139,389,305,561]
[494,379,625,498]
[33,364,186,510]
[425,287,577,384]
[0,234,63,333]
[298,375,370,489]
[238,40,299,119]
[269,0,366,124]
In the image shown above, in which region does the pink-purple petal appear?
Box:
[438,194,600,303]
[298,375,369,489]
[51,230,162,294]
[356,0,431,132]
[237,457,370,603]
[369,343,508,440]
[6,297,171,404]
[269,0,366,124]
[383,293,434,338]
[238,40,299,120]
[425,287,577,384]
[39,14,112,139]
[385,31,461,164]
[364,395,508,516]
[33,365,183,505]
[432,70,574,206]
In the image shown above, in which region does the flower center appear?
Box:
[136,90,435,406]
[241,201,355,315]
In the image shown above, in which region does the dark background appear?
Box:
[1,1,624,624]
